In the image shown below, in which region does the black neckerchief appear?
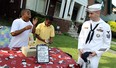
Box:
[85,23,99,44]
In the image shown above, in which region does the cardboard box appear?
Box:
[22,46,36,57]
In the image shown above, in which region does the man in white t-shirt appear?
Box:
[9,9,38,49]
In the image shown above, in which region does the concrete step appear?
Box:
[68,27,78,39]
[68,32,77,34]
[111,41,116,44]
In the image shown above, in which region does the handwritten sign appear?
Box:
[36,44,49,63]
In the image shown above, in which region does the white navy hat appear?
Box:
[87,4,102,12]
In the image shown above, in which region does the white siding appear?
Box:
[75,0,88,23]
[36,0,46,14]
[25,0,88,23]
[26,0,36,11]
[54,2,61,17]
[76,6,87,23]
[74,0,88,6]
[64,0,71,19]
[26,0,47,14]
[20,0,23,8]
[59,0,66,18]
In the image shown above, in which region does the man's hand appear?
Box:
[79,49,83,56]
[35,34,45,43]
[11,25,32,36]
[24,25,32,30]
[32,17,38,34]
[49,37,53,44]
[45,39,52,44]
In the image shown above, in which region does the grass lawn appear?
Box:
[99,52,116,68]
[50,34,116,68]
[111,38,116,51]
[112,38,116,42]
[110,44,116,51]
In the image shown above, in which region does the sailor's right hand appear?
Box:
[79,49,83,56]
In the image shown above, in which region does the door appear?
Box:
[47,0,58,16]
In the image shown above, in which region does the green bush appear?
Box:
[108,21,116,32]
[108,21,116,38]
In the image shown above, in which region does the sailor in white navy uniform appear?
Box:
[77,4,112,68]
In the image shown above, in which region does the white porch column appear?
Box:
[20,0,23,8]
[59,0,66,18]
[45,0,50,15]
[76,6,84,23]
[82,6,87,22]
[68,0,75,20]
[63,0,71,19]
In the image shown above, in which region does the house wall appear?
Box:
[58,0,88,23]
[35,0,46,15]
[76,6,87,23]
[26,0,36,11]
[54,2,61,17]
[20,0,26,9]
[73,0,88,23]
[53,17,71,32]
[25,0,88,23]
[59,0,66,18]
[0,0,21,18]
[88,0,94,5]
[26,0,46,15]
[47,0,58,16]
[75,0,88,6]
[101,0,108,15]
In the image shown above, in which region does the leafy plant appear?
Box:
[108,21,116,32]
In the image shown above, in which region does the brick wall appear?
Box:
[53,18,71,33]
[101,0,108,15]
[88,0,95,6]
